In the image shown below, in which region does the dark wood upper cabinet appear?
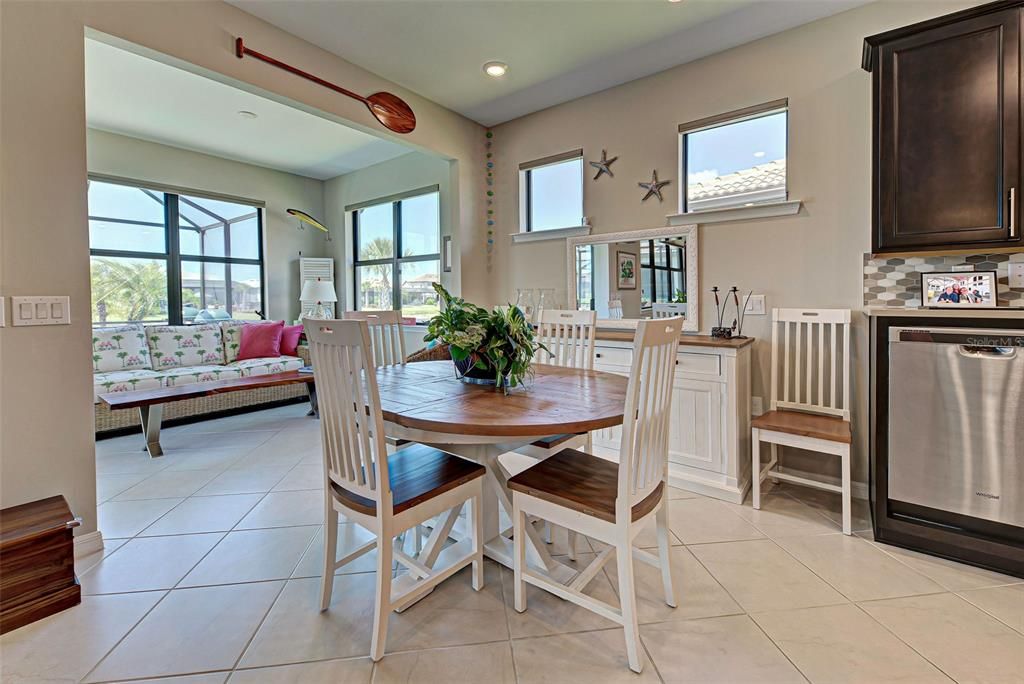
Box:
[864,1,1023,253]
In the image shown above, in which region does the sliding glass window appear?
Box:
[352,187,441,324]
[88,179,264,326]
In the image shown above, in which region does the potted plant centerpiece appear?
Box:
[424,283,547,392]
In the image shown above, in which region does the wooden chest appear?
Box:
[0,495,82,634]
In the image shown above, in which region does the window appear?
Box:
[520,150,583,232]
[575,244,594,311]
[351,187,441,323]
[88,179,263,326]
[680,99,787,213]
[639,239,685,308]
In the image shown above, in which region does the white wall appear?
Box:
[490,0,979,483]
[87,129,329,323]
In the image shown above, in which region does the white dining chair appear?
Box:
[652,302,686,318]
[341,310,406,366]
[607,298,624,320]
[305,318,485,662]
[509,316,683,673]
[751,308,853,533]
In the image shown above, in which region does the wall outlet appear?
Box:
[744,294,766,315]
[751,396,764,416]
[11,296,70,326]
[1010,262,1024,288]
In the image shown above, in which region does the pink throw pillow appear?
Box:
[237,320,284,361]
[280,324,304,357]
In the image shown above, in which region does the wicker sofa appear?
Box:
[93,321,309,435]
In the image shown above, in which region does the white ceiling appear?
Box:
[85,39,412,180]
[228,0,870,126]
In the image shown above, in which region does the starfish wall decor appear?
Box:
[588,149,618,180]
[638,170,671,202]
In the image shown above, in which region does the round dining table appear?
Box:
[375,360,629,584]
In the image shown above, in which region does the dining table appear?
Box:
[375,360,629,585]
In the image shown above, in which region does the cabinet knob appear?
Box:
[595,353,603,358]
[66,517,82,529]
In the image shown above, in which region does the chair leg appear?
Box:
[615,538,643,674]
[370,526,394,662]
[470,490,484,591]
[513,495,527,613]
[841,444,852,535]
[751,428,761,509]
[544,520,552,544]
[319,504,339,611]
[567,529,578,561]
[655,503,676,608]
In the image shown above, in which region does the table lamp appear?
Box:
[300,277,337,319]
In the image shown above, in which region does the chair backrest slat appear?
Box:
[342,310,406,367]
[534,309,597,370]
[617,316,683,518]
[769,308,851,420]
[652,302,687,319]
[304,318,392,513]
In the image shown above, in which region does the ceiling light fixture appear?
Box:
[237,110,258,119]
[483,61,509,78]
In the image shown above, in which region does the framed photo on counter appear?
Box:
[921,271,998,308]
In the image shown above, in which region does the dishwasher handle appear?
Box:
[958,345,1018,359]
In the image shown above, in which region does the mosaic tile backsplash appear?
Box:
[863,252,1024,307]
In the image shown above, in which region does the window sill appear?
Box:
[666,200,802,226]
[511,225,591,244]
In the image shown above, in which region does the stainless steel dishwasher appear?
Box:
[888,326,1024,528]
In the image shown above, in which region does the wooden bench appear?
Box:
[99,371,317,457]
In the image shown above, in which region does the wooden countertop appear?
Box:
[594,329,755,349]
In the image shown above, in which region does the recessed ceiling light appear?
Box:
[753,150,766,158]
[483,61,509,78]
[237,110,258,119]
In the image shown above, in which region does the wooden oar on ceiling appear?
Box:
[235,37,416,134]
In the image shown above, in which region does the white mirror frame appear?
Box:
[566,224,699,332]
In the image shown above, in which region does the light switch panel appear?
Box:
[11,296,70,326]
[1009,262,1024,289]
[744,294,766,315]
[0,297,5,327]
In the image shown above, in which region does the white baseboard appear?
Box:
[74,530,104,559]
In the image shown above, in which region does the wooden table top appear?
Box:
[376,361,629,437]
[100,371,314,409]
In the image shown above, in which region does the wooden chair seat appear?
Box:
[528,433,584,450]
[330,443,484,517]
[508,449,664,524]
[751,409,851,444]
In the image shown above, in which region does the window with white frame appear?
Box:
[520,149,584,232]
[680,99,788,213]
[350,186,441,323]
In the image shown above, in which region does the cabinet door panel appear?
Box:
[876,8,1020,250]
[669,378,723,473]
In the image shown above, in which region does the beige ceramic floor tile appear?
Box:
[113,468,221,501]
[96,472,151,503]
[95,450,174,475]
[236,429,321,469]
[372,642,515,684]
[229,658,372,683]
[96,434,151,455]
[384,562,508,652]
[603,545,743,624]
[641,615,806,683]
[271,464,324,492]
[162,447,250,472]
[187,404,311,435]
[139,493,264,536]
[196,467,291,496]
[957,584,1024,633]
[871,541,1023,591]
[97,497,185,538]
[667,498,765,545]
[236,489,325,529]
[239,575,377,667]
[668,485,702,499]
[85,581,284,682]
[859,592,1024,684]
[180,525,319,586]
[728,490,840,538]
[291,523,379,578]
[752,604,951,683]
[81,533,224,594]
[775,533,944,601]
[132,674,230,684]
[512,628,660,683]
[159,429,275,451]
[784,486,873,532]
[0,591,163,684]
[500,553,622,638]
[689,539,847,612]
[77,538,130,574]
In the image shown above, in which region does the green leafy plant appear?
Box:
[424,283,547,392]
[673,289,687,304]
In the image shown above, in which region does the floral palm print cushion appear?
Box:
[92,324,151,373]
[146,324,224,369]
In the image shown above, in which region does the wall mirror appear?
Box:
[566,224,698,332]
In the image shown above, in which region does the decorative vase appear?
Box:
[452,355,507,387]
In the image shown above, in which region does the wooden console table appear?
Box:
[99,371,316,457]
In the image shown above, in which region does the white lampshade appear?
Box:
[300,278,337,303]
